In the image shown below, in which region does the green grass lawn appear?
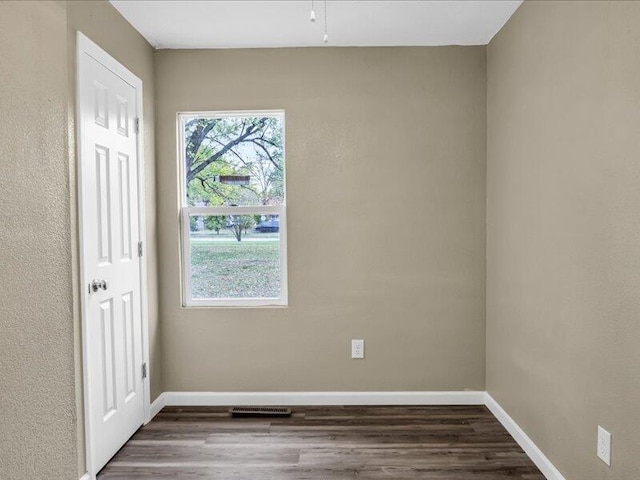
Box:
[190,237,280,299]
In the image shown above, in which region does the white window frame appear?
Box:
[178,110,287,307]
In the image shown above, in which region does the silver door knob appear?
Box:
[91,279,108,292]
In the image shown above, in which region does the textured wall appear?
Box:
[0,2,78,479]
[155,47,487,393]
[487,1,640,478]
[0,2,159,478]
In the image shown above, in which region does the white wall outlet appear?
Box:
[351,339,364,359]
[597,426,611,466]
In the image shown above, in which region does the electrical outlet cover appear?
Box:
[597,426,611,466]
[351,339,364,359]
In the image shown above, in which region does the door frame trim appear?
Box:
[76,32,151,478]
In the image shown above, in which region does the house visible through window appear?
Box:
[179,111,287,306]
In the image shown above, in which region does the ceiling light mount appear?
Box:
[323,0,329,43]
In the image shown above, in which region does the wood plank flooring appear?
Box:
[98,405,545,479]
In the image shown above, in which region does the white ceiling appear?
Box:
[110,0,522,49]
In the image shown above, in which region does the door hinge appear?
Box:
[135,117,140,134]
[142,362,147,379]
[138,241,143,258]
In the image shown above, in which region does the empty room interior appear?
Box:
[1,0,640,479]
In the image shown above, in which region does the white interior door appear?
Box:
[78,35,146,475]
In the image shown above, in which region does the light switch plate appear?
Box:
[597,426,611,466]
[351,339,364,359]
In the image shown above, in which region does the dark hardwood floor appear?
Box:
[98,405,545,479]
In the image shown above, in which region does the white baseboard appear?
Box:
[485,393,566,480]
[78,473,91,480]
[149,392,166,421]
[162,390,485,407]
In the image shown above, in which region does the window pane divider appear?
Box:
[183,205,284,216]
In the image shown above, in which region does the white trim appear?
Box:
[134,76,152,426]
[79,474,91,480]
[180,109,286,121]
[184,205,283,216]
[485,393,567,480]
[162,391,486,406]
[76,32,150,478]
[150,393,167,420]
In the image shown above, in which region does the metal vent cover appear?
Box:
[230,406,292,417]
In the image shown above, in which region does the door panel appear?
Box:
[99,299,116,419]
[118,153,132,260]
[95,145,112,265]
[80,51,144,473]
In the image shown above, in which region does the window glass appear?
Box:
[184,115,284,207]
[189,214,281,300]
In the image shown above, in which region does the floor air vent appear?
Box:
[230,406,292,417]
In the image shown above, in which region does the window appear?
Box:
[179,111,287,307]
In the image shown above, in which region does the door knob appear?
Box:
[91,279,108,293]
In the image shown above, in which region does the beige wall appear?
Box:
[0,1,159,478]
[487,1,640,479]
[155,47,487,392]
[0,2,78,479]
